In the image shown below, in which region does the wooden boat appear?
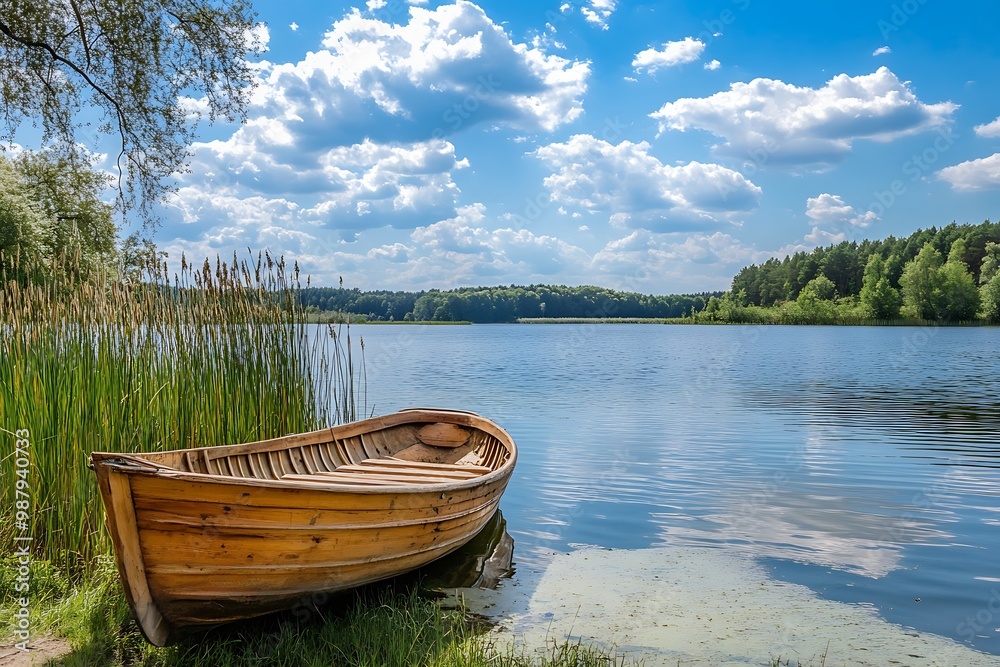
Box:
[90,408,517,646]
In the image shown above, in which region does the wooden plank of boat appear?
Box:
[90,408,517,646]
[362,458,493,474]
[306,470,466,484]
[335,464,482,480]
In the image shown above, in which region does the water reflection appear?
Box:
[416,511,514,590]
[346,324,1000,654]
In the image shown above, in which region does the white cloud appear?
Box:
[650,67,957,168]
[937,153,1000,191]
[873,46,891,56]
[592,230,771,292]
[633,37,705,75]
[704,59,721,71]
[249,23,270,52]
[804,226,847,246]
[974,117,1000,138]
[581,0,616,29]
[405,204,591,285]
[533,135,761,232]
[251,1,589,147]
[366,0,387,9]
[166,137,470,241]
[163,2,593,246]
[805,193,878,229]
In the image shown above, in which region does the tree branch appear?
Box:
[0,16,131,200]
[67,0,93,70]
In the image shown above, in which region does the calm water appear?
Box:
[343,323,1000,655]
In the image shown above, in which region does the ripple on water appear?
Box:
[344,323,1000,655]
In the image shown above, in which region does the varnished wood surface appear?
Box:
[91,409,516,646]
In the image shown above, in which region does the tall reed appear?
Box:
[0,249,363,575]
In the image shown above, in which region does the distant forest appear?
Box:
[299,219,1000,325]
[705,219,1000,324]
[731,220,999,306]
[297,284,719,323]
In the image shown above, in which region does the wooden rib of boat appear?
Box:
[90,408,517,646]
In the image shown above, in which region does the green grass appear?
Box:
[0,250,362,575]
[1,560,635,667]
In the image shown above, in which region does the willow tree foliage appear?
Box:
[0,0,261,222]
[0,150,117,281]
[0,157,50,280]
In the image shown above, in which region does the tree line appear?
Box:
[298,284,718,323]
[704,220,1000,324]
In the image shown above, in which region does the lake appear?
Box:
[344,323,1000,656]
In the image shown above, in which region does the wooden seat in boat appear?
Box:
[280,457,493,486]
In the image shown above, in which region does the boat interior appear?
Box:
[101,419,512,487]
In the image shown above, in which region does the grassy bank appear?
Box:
[1,557,631,667]
[0,251,362,574]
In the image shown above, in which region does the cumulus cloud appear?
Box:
[633,37,705,74]
[166,1,592,242]
[581,0,616,29]
[403,204,591,285]
[650,67,957,168]
[805,193,878,229]
[533,135,761,232]
[937,153,1000,191]
[249,1,589,147]
[804,227,847,246]
[164,137,470,245]
[974,117,1000,138]
[592,230,772,292]
[704,59,721,71]
[873,46,891,56]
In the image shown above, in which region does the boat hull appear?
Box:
[92,409,516,645]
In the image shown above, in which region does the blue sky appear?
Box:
[155,0,1000,293]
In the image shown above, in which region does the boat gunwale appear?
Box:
[98,460,514,495]
[91,408,517,495]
